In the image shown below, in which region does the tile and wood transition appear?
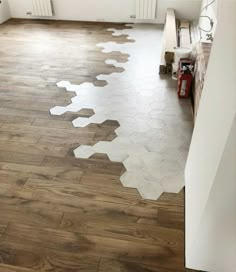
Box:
[0,19,200,272]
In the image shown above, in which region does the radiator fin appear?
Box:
[32,0,53,17]
[136,0,157,20]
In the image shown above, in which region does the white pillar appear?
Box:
[185,0,236,271]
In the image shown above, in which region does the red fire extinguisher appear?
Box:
[178,59,194,98]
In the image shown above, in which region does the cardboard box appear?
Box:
[159,64,167,74]
[165,51,175,64]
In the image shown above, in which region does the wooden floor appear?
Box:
[0,19,189,272]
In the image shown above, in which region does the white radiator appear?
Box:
[136,0,157,20]
[32,0,54,17]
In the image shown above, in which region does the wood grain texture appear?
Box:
[0,19,192,272]
[0,264,36,272]
[98,258,185,272]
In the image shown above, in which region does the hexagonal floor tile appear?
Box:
[74,146,95,159]
[50,106,67,115]
[120,171,164,200]
[160,172,185,193]
[57,80,71,88]
[148,119,166,129]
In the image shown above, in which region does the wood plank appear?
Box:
[164,9,177,64]
[157,208,184,231]
[41,156,123,176]
[0,151,44,166]
[0,131,40,144]
[24,178,141,206]
[0,123,95,139]
[22,179,158,223]
[0,141,69,157]
[0,115,33,125]
[0,192,158,226]
[0,163,83,183]
[3,223,184,270]
[98,258,184,272]
[0,264,36,272]
[32,118,78,130]
[80,172,124,187]
[0,222,8,238]
[0,203,63,229]
[0,108,51,119]
[0,241,100,272]
[159,9,177,73]
[60,213,184,248]
[179,21,191,48]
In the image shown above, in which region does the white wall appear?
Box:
[0,0,10,23]
[7,0,202,24]
[156,0,202,23]
[199,0,218,40]
[187,117,236,271]
[185,0,236,271]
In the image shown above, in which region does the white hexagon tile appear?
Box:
[50,24,193,200]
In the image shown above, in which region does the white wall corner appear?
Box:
[0,0,11,24]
